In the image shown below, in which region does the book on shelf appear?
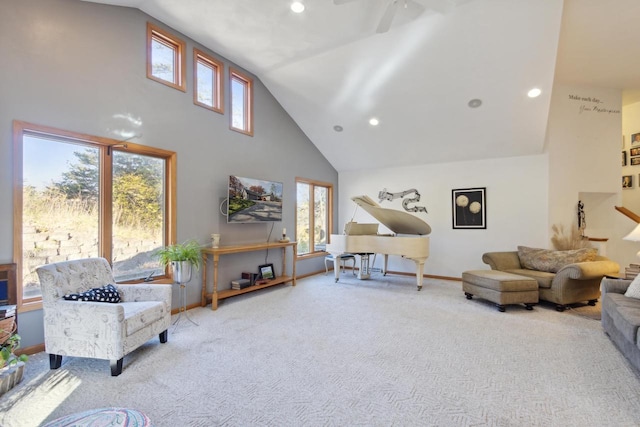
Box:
[231,279,251,290]
[241,272,259,286]
[0,304,16,318]
[625,269,639,279]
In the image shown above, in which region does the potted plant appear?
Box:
[155,239,202,284]
[0,329,28,396]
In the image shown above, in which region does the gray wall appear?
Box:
[0,0,338,347]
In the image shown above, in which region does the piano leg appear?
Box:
[414,259,425,291]
[357,254,372,280]
[383,254,389,276]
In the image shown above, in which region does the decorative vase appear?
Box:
[211,233,220,248]
[171,261,192,284]
[0,361,25,396]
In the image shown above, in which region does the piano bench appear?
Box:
[325,254,356,276]
[462,270,538,312]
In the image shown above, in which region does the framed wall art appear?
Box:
[623,175,633,188]
[631,147,640,157]
[632,157,640,166]
[633,132,640,145]
[452,187,486,229]
[623,150,628,166]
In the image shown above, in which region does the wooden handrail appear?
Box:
[615,206,640,223]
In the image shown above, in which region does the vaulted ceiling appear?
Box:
[83,0,640,172]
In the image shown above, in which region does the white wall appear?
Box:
[338,83,628,279]
[622,101,640,212]
[621,100,640,265]
[546,85,626,268]
[339,155,549,278]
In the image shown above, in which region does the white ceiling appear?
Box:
[84,0,640,172]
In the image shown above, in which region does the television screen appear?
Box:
[227,175,283,223]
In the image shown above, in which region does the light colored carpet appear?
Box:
[2,274,640,427]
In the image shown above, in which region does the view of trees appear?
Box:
[51,149,164,228]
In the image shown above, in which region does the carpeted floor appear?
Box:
[2,273,639,426]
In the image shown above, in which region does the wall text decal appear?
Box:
[568,94,620,115]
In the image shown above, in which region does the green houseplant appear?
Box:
[155,240,202,284]
[1,331,28,370]
[0,329,28,396]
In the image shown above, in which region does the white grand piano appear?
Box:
[326,195,431,290]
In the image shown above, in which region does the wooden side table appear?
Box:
[201,241,297,310]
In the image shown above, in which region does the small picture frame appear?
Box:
[632,157,640,166]
[623,175,633,188]
[258,263,275,280]
[631,147,640,157]
[452,187,486,229]
[623,150,628,166]
[633,133,640,145]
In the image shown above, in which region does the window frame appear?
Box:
[146,22,186,92]
[193,48,224,114]
[229,68,254,136]
[295,177,333,259]
[13,120,177,312]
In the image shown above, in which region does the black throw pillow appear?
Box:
[63,284,121,303]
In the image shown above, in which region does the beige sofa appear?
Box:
[482,249,620,311]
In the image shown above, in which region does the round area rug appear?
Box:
[43,407,151,427]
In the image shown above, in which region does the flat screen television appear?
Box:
[227,175,283,223]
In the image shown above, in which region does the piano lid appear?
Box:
[352,195,432,235]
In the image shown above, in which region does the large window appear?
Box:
[147,22,186,92]
[13,121,176,310]
[194,48,224,113]
[230,68,254,136]
[296,178,333,257]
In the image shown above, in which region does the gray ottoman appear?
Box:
[462,270,538,312]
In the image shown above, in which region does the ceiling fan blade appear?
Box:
[376,0,400,33]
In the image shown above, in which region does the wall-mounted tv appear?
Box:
[227,175,283,223]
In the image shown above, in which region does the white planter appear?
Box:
[0,361,25,396]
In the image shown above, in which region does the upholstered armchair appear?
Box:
[482,250,620,311]
[36,258,171,376]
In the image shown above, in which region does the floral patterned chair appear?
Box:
[36,258,171,376]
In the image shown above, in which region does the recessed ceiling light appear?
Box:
[291,2,305,13]
[369,118,379,126]
[468,99,482,108]
[333,125,343,132]
[528,88,541,98]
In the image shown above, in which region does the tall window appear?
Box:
[296,178,333,257]
[13,121,176,310]
[147,22,186,92]
[194,49,224,113]
[230,68,254,136]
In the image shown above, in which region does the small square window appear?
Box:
[147,23,186,92]
[194,49,224,114]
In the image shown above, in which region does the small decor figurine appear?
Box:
[279,228,290,243]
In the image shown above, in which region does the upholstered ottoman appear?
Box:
[462,270,538,312]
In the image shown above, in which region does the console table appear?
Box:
[201,241,297,310]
